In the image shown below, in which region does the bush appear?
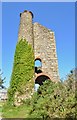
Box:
[27,71,76,118]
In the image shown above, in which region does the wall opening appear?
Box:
[34,75,50,91]
[35,75,50,86]
[35,58,42,74]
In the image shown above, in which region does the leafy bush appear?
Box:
[7,39,34,104]
[27,70,76,118]
[2,56,76,119]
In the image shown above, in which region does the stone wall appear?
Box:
[33,22,59,82]
[18,10,60,82]
[18,10,34,48]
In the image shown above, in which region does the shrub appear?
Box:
[28,72,76,118]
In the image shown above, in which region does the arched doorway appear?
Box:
[35,75,50,86]
[35,58,42,74]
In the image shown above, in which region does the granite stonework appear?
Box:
[18,10,60,82]
[18,10,34,47]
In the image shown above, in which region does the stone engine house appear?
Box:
[18,10,60,84]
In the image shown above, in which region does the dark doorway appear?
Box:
[35,75,50,85]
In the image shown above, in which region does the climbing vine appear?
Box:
[8,39,34,104]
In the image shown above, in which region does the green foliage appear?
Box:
[0,69,6,89]
[27,70,76,118]
[2,103,31,118]
[2,65,76,118]
[7,39,34,104]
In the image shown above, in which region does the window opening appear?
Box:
[35,59,42,74]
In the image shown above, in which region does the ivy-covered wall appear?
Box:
[8,39,34,104]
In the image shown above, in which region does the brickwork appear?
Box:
[18,10,60,82]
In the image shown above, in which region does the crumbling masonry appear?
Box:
[18,10,60,83]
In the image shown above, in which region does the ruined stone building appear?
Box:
[18,10,60,85]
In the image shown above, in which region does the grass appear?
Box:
[2,104,32,118]
[0,101,4,118]
[0,107,2,113]
[0,101,4,110]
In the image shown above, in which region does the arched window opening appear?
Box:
[34,75,50,91]
[35,75,50,86]
[35,58,42,74]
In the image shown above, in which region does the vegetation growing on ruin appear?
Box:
[2,69,76,118]
[7,39,34,105]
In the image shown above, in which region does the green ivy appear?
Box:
[8,39,34,104]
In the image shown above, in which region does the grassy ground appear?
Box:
[0,101,4,118]
[2,104,32,118]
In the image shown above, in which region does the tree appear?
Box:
[2,69,76,118]
[27,69,76,118]
[0,69,6,89]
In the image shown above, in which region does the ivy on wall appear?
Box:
[8,39,34,104]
